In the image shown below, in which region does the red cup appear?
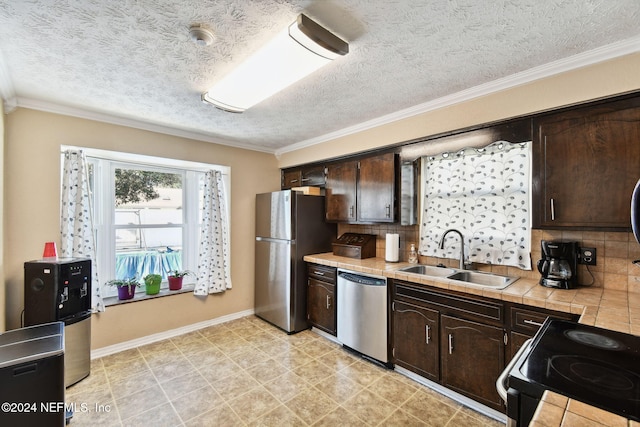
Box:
[43,242,58,258]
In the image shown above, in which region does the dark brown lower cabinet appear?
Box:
[391,279,582,414]
[392,280,507,413]
[307,278,336,335]
[509,331,531,360]
[440,315,505,411]
[307,263,337,336]
[392,300,439,382]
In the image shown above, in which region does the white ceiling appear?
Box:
[0,1,639,154]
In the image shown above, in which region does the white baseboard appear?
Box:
[90,308,255,359]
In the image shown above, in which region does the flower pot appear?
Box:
[117,285,136,300]
[144,274,162,295]
[168,276,183,291]
[145,282,161,295]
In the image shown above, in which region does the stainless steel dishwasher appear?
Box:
[337,269,388,364]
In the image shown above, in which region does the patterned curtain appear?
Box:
[60,150,104,312]
[419,141,532,270]
[194,170,232,295]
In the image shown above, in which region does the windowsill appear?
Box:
[103,284,195,307]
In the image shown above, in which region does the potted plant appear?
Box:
[167,270,194,291]
[106,277,139,300]
[143,274,162,295]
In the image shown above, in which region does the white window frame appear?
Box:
[62,146,230,299]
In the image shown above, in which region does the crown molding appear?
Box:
[275,35,640,157]
[13,97,276,154]
[0,48,17,112]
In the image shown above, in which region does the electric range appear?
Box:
[505,318,640,426]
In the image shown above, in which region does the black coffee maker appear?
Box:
[537,241,579,289]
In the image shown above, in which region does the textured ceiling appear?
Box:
[0,0,639,153]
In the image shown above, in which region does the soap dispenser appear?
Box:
[408,243,418,264]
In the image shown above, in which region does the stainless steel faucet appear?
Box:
[438,229,467,270]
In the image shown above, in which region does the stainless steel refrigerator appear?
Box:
[255,190,336,333]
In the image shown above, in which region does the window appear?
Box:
[418,141,532,270]
[74,148,229,300]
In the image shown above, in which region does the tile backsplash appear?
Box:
[337,224,640,292]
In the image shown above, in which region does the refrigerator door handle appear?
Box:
[256,237,294,244]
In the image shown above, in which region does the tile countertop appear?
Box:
[304,253,640,427]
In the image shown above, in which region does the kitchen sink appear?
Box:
[398,265,456,277]
[447,270,518,289]
[397,264,518,289]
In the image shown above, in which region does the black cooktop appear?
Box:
[509,319,640,421]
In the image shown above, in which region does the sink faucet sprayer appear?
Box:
[438,229,468,270]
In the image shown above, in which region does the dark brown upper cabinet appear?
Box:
[325,152,396,223]
[325,160,358,221]
[282,169,303,189]
[282,165,326,189]
[532,96,640,230]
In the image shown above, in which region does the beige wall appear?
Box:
[278,52,640,168]
[4,108,280,348]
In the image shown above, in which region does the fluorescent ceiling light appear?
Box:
[202,14,348,113]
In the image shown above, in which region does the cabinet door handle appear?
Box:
[301,178,311,182]
[550,198,555,221]
[523,319,544,327]
[386,205,391,218]
[313,271,325,276]
[425,325,431,344]
[349,205,354,218]
[326,295,331,309]
[448,334,454,354]
[290,179,299,183]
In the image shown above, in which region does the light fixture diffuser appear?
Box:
[202,14,348,113]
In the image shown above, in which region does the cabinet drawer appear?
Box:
[307,264,336,283]
[394,281,503,324]
[510,308,549,334]
[510,305,576,334]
